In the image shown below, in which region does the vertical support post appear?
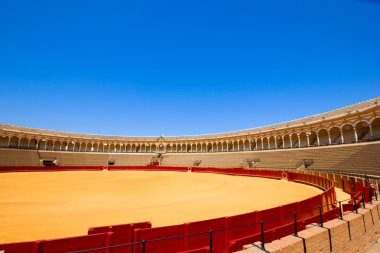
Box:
[142,240,146,253]
[260,221,265,250]
[319,206,324,227]
[362,192,366,209]
[354,197,358,214]
[339,201,343,219]
[209,230,213,253]
[369,187,373,204]
[375,187,378,201]
[293,212,298,236]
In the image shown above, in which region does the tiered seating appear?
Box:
[39,151,110,165]
[37,151,155,166]
[0,148,40,166]
[109,153,154,166]
[161,148,332,169]
[310,142,380,175]
[1,142,379,175]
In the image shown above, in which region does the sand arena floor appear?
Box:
[0,170,347,244]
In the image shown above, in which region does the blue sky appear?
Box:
[0,0,379,136]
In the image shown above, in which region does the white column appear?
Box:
[290,136,293,148]
[340,129,345,143]
[369,125,373,137]
[306,134,310,147]
[328,132,332,145]
[316,133,320,146]
[297,135,301,148]
[354,128,358,143]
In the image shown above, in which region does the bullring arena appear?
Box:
[1,97,380,253]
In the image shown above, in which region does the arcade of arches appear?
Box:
[1,117,380,154]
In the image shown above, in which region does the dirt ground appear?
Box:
[0,170,348,243]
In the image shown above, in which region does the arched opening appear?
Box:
[207,143,212,152]
[371,117,380,140]
[68,142,75,151]
[200,143,206,152]
[276,136,283,149]
[249,140,254,151]
[244,140,250,151]
[9,136,19,148]
[182,144,187,152]
[74,142,81,152]
[237,140,243,151]
[355,121,370,142]
[38,140,47,150]
[126,144,131,152]
[109,144,115,153]
[329,127,342,144]
[136,145,141,152]
[342,124,356,144]
[46,140,54,150]
[299,132,308,148]
[186,144,191,152]
[29,139,38,150]
[283,135,291,149]
[308,131,318,146]
[228,142,233,152]
[115,144,121,153]
[157,143,164,152]
[0,136,9,148]
[131,144,137,153]
[61,141,68,151]
[256,138,263,150]
[232,141,238,152]
[166,144,172,153]
[262,137,269,150]
[86,143,93,152]
[151,144,157,152]
[196,143,201,152]
[222,142,227,152]
[79,143,86,152]
[146,145,151,153]
[290,133,299,148]
[318,129,329,146]
[172,144,177,153]
[212,143,217,152]
[19,137,29,149]
[268,136,276,149]
[92,143,98,152]
[190,144,195,152]
[54,141,62,151]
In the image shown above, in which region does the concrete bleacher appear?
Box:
[309,142,380,175]
[37,151,155,166]
[0,148,41,166]
[1,142,379,175]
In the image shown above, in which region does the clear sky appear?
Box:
[0,0,379,136]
